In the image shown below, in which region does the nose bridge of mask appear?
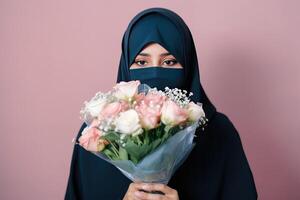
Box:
[129,66,186,91]
[130,66,183,80]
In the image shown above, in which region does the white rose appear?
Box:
[114,109,142,136]
[113,80,140,101]
[187,102,205,122]
[85,97,108,117]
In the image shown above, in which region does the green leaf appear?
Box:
[119,146,128,160]
[130,155,139,164]
[101,131,120,142]
[124,139,152,164]
[99,123,183,163]
[149,138,162,150]
[168,125,182,135]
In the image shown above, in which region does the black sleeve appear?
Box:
[220,116,258,200]
[64,122,87,200]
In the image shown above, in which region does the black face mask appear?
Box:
[129,66,185,91]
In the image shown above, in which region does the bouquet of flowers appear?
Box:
[73,80,208,184]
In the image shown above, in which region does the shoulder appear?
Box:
[208,111,237,132]
[207,111,243,145]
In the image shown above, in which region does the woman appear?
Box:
[65,7,258,200]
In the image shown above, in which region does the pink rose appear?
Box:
[135,102,161,130]
[144,92,167,106]
[98,101,129,120]
[78,127,102,152]
[161,100,188,127]
[113,80,140,101]
[134,92,166,129]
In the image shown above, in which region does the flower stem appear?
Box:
[108,139,119,158]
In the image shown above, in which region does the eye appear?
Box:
[163,59,178,66]
[134,60,147,66]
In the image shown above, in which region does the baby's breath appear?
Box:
[97,117,117,135]
[147,87,165,96]
[163,87,193,107]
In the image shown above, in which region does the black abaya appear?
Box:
[65,7,258,200]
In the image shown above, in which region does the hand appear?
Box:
[123,182,179,200]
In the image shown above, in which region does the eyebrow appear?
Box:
[138,52,172,57]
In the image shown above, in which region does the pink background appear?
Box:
[1,1,299,199]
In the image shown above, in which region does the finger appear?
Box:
[134,190,165,200]
[128,183,135,192]
[127,183,147,200]
[140,183,173,194]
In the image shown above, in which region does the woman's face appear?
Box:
[130,43,183,69]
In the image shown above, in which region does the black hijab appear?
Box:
[65,7,258,200]
[116,7,216,122]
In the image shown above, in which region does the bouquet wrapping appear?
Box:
[74,81,208,184]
